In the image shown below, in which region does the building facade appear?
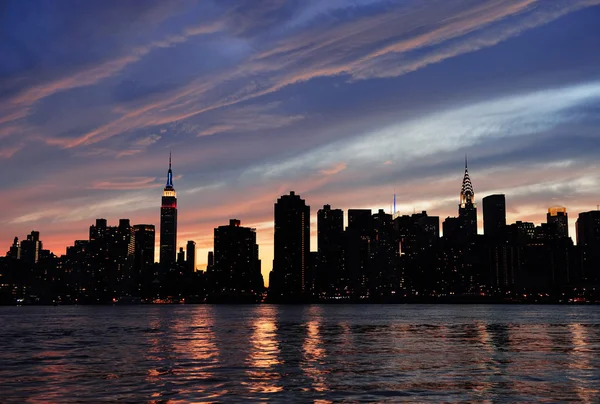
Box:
[269,191,310,300]
[160,154,177,266]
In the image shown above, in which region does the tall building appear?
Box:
[270,191,310,299]
[177,247,185,266]
[483,194,506,239]
[576,210,600,246]
[348,209,372,234]
[20,231,41,265]
[212,219,263,297]
[458,157,477,236]
[133,224,155,274]
[317,205,344,257]
[160,153,177,266]
[7,237,20,260]
[186,240,196,272]
[547,206,568,238]
[317,205,344,294]
[576,210,600,284]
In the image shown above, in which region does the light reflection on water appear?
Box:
[1,305,600,402]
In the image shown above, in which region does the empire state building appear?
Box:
[160,153,177,265]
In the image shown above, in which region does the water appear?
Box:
[1,305,599,403]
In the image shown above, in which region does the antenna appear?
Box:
[393,192,397,215]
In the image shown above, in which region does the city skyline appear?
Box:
[2,156,598,288]
[2,1,600,285]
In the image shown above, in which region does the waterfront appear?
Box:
[1,305,599,402]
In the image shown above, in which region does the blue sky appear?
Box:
[1,0,600,277]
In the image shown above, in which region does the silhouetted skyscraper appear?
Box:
[345,209,372,295]
[20,231,41,265]
[318,205,343,256]
[7,237,20,260]
[348,209,372,234]
[317,205,344,294]
[212,219,263,298]
[576,210,600,246]
[177,247,185,266]
[576,210,600,284]
[547,207,568,238]
[458,157,477,236]
[133,224,155,274]
[483,194,506,239]
[270,191,310,300]
[186,240,196,272]
[160,153,177,266]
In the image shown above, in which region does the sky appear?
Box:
[1,0,600,283]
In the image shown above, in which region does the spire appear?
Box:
[166,152,173,188]
[460,157,474,206]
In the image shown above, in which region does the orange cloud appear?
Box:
[319,162,347,176]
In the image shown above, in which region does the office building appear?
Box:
[160,153,177,265]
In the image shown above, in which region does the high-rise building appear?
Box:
[317,205,344,294]
[345,209,373,295]
[347,209,372,234]
[547,206,568,238]
[133,224,155,274]
[270,191,310,299]
[458,157,477,236]
[7,237,20,260]
[160,153,177,266]
[20,231,41,265]
[483,194,506,239]
[576,210,600,246]
[83,219,135,299]
[186,240,196,272]
[576,210,600,284]
[177,247,185,266]
[212,219,263,296]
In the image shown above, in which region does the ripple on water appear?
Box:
[1,305,600,402]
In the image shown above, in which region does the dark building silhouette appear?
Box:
[269,191,310,300]
[345,209,372,296]
[186,240,196,272]
[211,219,263,300]
[207,251,214,273]
[458,158,477,236]
[576,210,600,284]
[177,247,185,266]
[547,207,568,239]
[370,209,398,297]
[483,194,506,239]
[20,231,41,265]
[76,219,136,300]
[317,205,344,295]
[133,224,155,275]
[577,210,600,246]
[348,209,372,234]
[7,237,20,260]
[160,153,177,266]
[442,217,462,240]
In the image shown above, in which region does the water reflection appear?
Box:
[301,306,328,393]
[568,323,598,403]
[246,306,283,394]
[1,306,600,402]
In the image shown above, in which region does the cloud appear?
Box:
[320,162,347,176]
[15,0,595,153]
[89,176,160,190]
[197,124,235,137]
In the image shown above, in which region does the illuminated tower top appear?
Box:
[163,152,176,198]
[460,155,475,208]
